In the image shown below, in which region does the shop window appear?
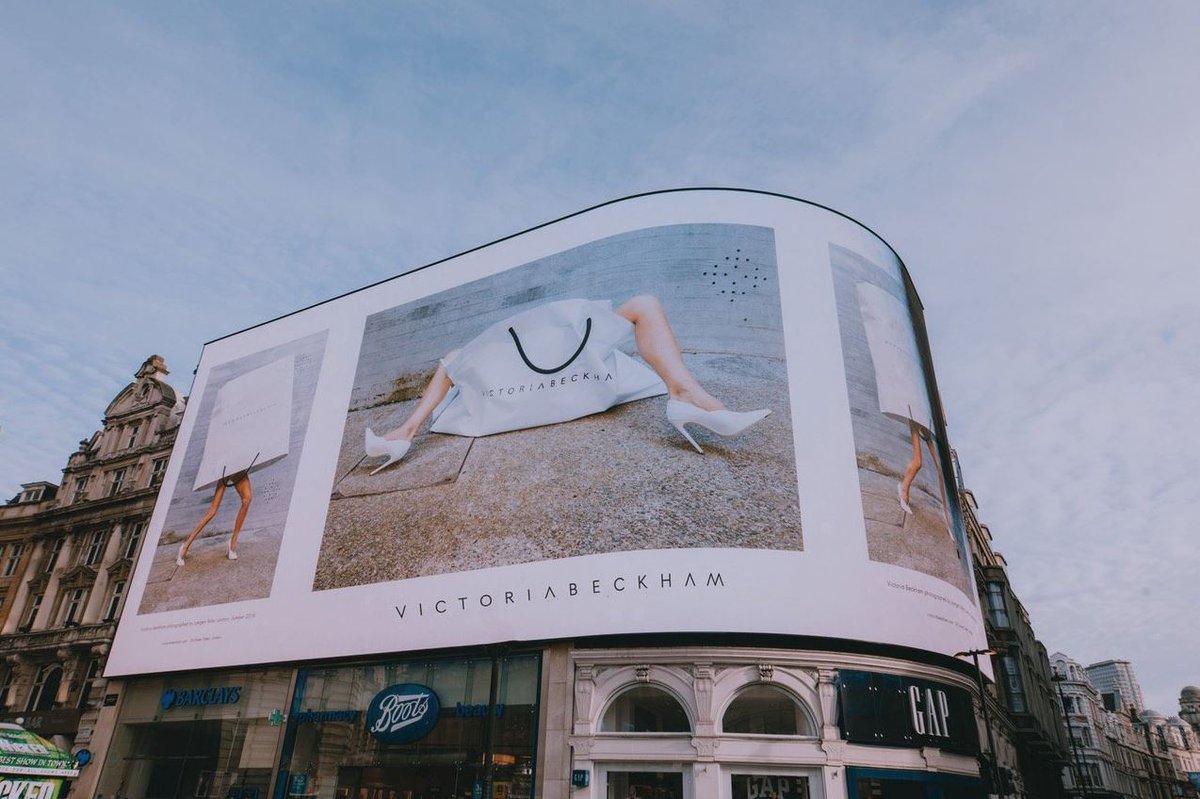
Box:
[601,685,691,733]
[2,544,23,577]
[722,685,813,735]
[732,774,811,799]
[607,770,684,799]
[26,664,63,712]
[280,654,540,799]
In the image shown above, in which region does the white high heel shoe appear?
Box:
[176,546,187,567]
[897,482,913,514]
[227,548,238,560]
[365,428,412,475]
[666,400,771,453]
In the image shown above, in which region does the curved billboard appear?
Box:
[109,189,986,676]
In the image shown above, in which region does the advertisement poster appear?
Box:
[109,189,986,676]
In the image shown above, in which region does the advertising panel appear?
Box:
[109,189,986,676]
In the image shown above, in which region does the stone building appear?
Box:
[1048,653,1197,798]
[0,355,182,793]
[959,482,1069,797]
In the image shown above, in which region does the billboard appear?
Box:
[109,189,986,676]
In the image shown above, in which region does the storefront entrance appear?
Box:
[328,760,532,799]
[278,653,539,799]
[605,770,684,799]
[846,768,984,799]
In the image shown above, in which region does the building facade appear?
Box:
[959,485,1069,798]
[1086,661,1147,716]
[0,355,183,794]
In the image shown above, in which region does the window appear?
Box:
[150,457,168,487]
[43,537,65,574]
[1072,727,1093,747]
[722,685,812,735]
[72,475,90,503]
[601,686,691,733]
[104,580,127,621]
[21,593,43,630]
[0,668,12,708]
[77,659,103,708]
[125,423,141,449]
[123,521,146,560]
[985,581,1011,628]
[25,664,63,712]
[84,529,107,566]
[18,487,43,503]
[2,544,24,577]
[61,588,87,625]
[108,467,127,497]
[1078,762,1103,787]
[999,655,1028,713]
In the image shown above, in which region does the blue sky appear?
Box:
[2,2,1197,712]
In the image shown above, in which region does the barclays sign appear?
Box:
[160,686,242,711]
[365,684,440,744]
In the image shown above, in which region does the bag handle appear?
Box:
[508,317,592,375]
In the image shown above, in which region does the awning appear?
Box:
[0,723,79,778]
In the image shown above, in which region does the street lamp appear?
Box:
[1051,670,1091,799]
[955,648,1005,798]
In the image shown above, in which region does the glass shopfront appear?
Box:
[277,653,540,799]
[97,667,293,799]
[846,768,983,799]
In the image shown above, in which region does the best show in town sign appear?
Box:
[108,189,988,677]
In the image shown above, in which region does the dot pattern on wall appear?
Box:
[701,249,769,322]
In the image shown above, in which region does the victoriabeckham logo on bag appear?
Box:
[508,317,592,375]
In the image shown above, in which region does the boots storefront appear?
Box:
[95,653,540,799]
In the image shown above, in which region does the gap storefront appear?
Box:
[95,653,540,799]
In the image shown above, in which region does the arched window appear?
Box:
[600,685,691,733]
[722,685,813,735]
[26,664,63,712]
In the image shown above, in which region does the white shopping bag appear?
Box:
[857,283,933,431]
[193,356,295,491]
[430,299,666,437]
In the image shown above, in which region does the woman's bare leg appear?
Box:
[383,351,460,441]
[924,435,953,537]
[899,424,922,510]
[179,482,226,560]
[227,474,253,554]
[616,295,724,411]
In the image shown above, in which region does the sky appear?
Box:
[1,2,1197,714]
